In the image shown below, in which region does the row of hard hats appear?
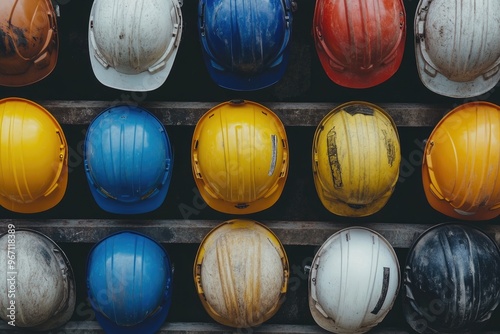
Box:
[2,221,500,333]
[2,0,500,97]
[1,97,500,221]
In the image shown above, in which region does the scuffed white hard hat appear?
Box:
[308,227,400,333]
[88,0,183,91]
[415,0,500,98]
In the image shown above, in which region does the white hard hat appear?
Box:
[415,0,500,98]
[308,227,400,333]
[0,229,76,331]
[88,0,183,91]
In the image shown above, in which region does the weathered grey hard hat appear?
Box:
[0,229,76,331]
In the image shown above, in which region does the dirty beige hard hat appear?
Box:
[194,219,289,328]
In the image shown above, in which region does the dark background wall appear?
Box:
[1,0,500,331]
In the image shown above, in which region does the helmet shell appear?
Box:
[312,101,401,217]
[403,223,500,333]
[0,0,58,86]
[308,227,400,333]
[415,0,500,98]
[87,231,173,334]
[84,105,173,214]
[313,0,406,88]
[0,97,68,213]
[422,101,500,220]
[88,0,183,91]
[194,219,289,328]
[198,0,292,91]
[0,229,76,331]
[191,100,288,214]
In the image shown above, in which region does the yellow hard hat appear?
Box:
[0,97,67,213]
[422,101,500,220]
[191,100,289,214]
[194,219,289,328]
[312,101,401,217]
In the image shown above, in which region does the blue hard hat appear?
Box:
[84,105,173,214]
[198,0,293,91]
[87,231,174,334]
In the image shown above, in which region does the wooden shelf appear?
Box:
[1,321,499,334]
[38,100,448,127]
[3,219,500,248]
[0,322,393,334]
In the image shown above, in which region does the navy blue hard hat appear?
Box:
[198,0,293,91]
[87,231,173,334]
[84,105,173,214]
[403,223,500,333]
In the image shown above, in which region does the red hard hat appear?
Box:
[313,0,406,88]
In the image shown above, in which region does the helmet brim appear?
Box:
[415,48,500,98]
[194,178,285,215]
[88,48,179,92]
[0,165,68,214]
[201,51,290,91]
[87,173,171,215]
[0,50,58,87]
[315,42,405,89]
[421,159,499,221]
[94,303,170,334]
[313,184,393,217]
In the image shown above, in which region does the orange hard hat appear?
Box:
[422,101,500,220]
[0,0,58,87]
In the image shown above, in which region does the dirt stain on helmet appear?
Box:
[327,126,342,188]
